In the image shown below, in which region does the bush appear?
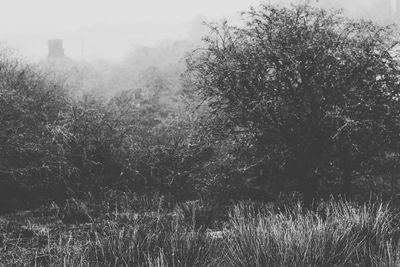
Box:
[0,51,69,211]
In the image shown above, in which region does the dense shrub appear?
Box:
[0,52,69,210]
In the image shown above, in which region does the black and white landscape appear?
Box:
[1,0,400,266]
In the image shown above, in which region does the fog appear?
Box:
[1,0,398,62]
[0,0,261,61]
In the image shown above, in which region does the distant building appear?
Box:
[48,39,65,58]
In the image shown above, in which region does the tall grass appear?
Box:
[175,200,219,231]
[55,211,219,266]
[224,199,400,266]
[1,198,399,266]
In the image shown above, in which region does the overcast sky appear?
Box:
[0,0,264,61]
[0,0,263,35]
[0,0,398,62]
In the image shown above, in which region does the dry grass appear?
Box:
[224,199,400,266]
[1,197,399,266]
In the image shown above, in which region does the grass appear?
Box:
[0,195,399,266]
[224,199,400,266]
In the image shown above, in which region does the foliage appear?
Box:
[0,47,206,209]
[186,3,400,205]
[0,52,69,211]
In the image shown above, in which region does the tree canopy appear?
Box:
[186,3,400,205]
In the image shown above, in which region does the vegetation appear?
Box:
[186,3,400,206]
[1,2,400,266]
[1,197,399,266]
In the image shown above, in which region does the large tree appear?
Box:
[186,3,400,206]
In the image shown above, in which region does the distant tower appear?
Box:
[48,39,65,58]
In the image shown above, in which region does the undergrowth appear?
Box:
[1,197,399,266]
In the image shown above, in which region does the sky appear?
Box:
[0,0,263,35]
[0,0,398,62]
[0,0,262,61]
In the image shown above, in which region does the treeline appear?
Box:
[1,3,400,212]
[0,47,220,212]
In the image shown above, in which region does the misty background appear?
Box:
[0,0,396,105]
[1,0,399,63]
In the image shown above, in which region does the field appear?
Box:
[1,193,399,266]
